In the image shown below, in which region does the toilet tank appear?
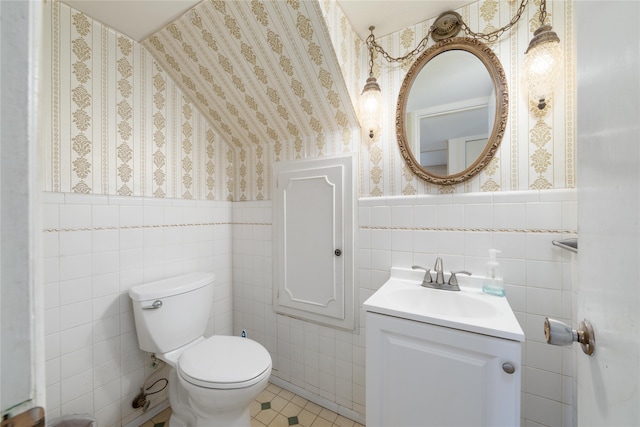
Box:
[129,272,215,354]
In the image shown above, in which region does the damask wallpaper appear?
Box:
[142,0,361,201]
[43,1,233,200]
[357,0,575,196]
[44,0,575,201]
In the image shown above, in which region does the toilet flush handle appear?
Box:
[142,300,163,310]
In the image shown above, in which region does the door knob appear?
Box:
[544,317,595,356]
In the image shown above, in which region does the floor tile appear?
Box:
[288,415,299,426]
[268,413,290,427]
[140,383,364,427]
[270,395,289,412]
[296,409,318,427]
[278,389,295,400]
[250,400,263,417]
[255,408,278,425]
[281,402,303,417]
[153,408,171,423]
[310,417,333,427]
[267,383,283,394]
[303,401,323,415]
[318,408,338,423]
[334,415,355,427]
[291,395,308,408]
[258,389,277,403]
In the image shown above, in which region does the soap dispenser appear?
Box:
[482,249,505,297]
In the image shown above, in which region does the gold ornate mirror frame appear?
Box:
[396,37,508,185]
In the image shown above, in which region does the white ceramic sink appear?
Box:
[363,267,524,341]
[384,287,498,319]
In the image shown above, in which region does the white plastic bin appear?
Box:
[47,414,97,427]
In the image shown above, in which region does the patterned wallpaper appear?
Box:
[43,1,234,200]
[44,0,575,201]
[142,0,361,201]
[358,0,576,196]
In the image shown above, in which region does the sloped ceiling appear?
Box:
[142,0,359,157]
[61,0,473,42]
[60,0,475,160]
[62,0,201,41]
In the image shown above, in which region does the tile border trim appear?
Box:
[43,222,272,233]
[360,225,576,234]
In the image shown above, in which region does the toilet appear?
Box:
[129,272,272,427]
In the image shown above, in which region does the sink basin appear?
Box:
[385,287,498,319]
[363,267,524,341]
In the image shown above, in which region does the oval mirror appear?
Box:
[396,37,508,185]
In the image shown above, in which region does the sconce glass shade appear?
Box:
[523,24,563,109]
[361,74,382,138]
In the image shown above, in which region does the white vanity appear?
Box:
[364,267,524,427]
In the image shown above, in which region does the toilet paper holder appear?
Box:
[544,317,595,356]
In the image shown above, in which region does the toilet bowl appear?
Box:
[176,335,272,427]
[129,272,272,427]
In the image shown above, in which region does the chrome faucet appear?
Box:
[413,258,471,291]
[433,257,445,285]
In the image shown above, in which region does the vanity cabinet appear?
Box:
[366,312,521,427]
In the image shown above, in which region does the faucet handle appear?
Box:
[448,270,472,287]
[411,265,432,285]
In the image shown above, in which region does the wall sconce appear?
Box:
[361,0,563,130]
[522,1,563,109]
[361,26,382,139]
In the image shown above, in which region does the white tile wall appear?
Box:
[42,188,575,426]
[233,189,577,427]
[42,192,233,427]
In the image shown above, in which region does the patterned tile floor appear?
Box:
[139,382,365,427]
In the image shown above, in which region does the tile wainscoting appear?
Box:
[42,192,234,426]
[42,188,576,427]
[233,188,577,427]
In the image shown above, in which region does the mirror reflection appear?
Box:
[405,50,495,175]
[397,38,508,185]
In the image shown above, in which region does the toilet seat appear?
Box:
[178,336,272,390]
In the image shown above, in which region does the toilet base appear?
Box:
[199,407,250,427]
[167,365,271,427]
[169,406,250,427]
[168,413,192,427]
[167,369,197,426]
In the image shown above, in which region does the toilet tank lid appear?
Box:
[129,272,216,301]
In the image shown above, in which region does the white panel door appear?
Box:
[576,2,639,425]
[273,155,354,330]
[281,166,343,317]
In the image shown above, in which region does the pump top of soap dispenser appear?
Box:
[486,249,502,277]
[488,249,500,265]
[483,249,505,296]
